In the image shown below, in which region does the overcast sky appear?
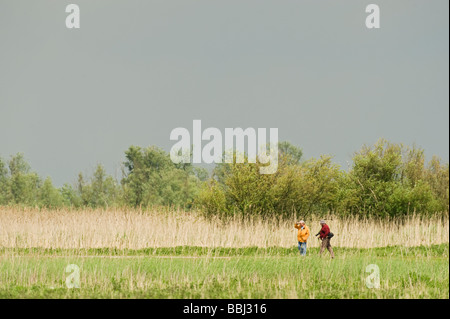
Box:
[0,0,448,186]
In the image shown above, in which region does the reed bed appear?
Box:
[0,207,448,249]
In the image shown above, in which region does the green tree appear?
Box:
[39,177,64,208]
[295,155,342,214]
[8,153,40,206]
[278,141,303,165]
[0,157,10,205]
[425,156,449,212]
[60,183,82,207]
[402,145,426,187]
[77,164,120,208]
[345,139,446,216]
[121,146,204,208]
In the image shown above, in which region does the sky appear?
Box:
[0,0,448,186]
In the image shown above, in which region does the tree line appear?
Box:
[0,139,448,218]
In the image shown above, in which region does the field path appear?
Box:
[1,255,238,259]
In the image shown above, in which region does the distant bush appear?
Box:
[196,140,449,218]
[0,139,448,217]
[341,139,449,217]
[120,145,207,208]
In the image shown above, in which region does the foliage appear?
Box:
[0,139,448,217]
[341,139,449,217]
[120,146,206,208]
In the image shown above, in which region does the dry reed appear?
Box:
[0,207,448,249]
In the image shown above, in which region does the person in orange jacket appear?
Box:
[294,220,310,256]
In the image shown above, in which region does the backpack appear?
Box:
[327,232,334,239]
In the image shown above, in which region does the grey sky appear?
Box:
[0,0,448,186]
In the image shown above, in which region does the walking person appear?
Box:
[316,220,335,259]
[294,220,310,256]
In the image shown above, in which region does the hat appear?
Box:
[319,220,326,224]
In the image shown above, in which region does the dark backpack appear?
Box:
[327,232,334,238]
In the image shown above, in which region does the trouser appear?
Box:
[298,241,307,256]
[320,238,335,258]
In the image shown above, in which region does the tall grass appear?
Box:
[0,247,448,298]
[0,207,448,249]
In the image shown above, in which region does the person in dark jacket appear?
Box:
[316,220,335,258]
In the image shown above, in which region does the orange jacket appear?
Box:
[294,224,310,242]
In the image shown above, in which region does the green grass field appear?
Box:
[0,244,448,299]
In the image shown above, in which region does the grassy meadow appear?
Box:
[0,207,448,298]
